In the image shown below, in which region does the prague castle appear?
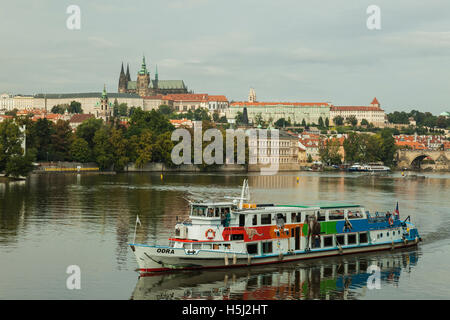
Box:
[118,56,189,97]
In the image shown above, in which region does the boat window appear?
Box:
[261,213,271,225]
[183,243,192,249]
[359,232,368,244]
[192,205,207,217]
[347,234,357,245]
[231,234,244,241]
[192,243,202,250]
[252,215,257,226]
[336,234,345,245]
[203,244,212,249]
[213,244,220,250]
[223,244,231,250]
[323,235,333,247]
[276,213,286,228]
[317,211,326,222]
[262,241,273,254]
[291,212,301,222]
[207,207,214,217]
[347,210,361,219]
[247,243,258,254]
[215,207,220,217]
[329,210,345,220]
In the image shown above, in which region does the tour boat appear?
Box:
[347,163,391,172]
[129,180,421,273]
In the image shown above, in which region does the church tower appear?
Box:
[248,88,256,103]
[118,62,128,93]
[137,55,150,97]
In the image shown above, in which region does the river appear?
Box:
[0,172,449,299]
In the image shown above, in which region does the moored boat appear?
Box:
[129,180,420,273]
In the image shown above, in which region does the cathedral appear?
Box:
[118,56,189,97]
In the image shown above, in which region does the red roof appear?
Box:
[230,102,330,107]
[69,114,94,123]
[163,94,208,102]
[331,106,383,112]
[371,97,380,105]
[208,95,228,102]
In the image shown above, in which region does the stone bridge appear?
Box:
[396,149,450,170]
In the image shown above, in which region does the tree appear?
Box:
[193,108,211,121]
[51,105,67,114]
[212,111,220,122]
[346,115,358,127]
[51,120,73,161]
[70,138,91,163]
[325,117,329,128]
[318,117,324,128]
[361,119,369,126]
[75,118,104,149]
[93,127,114,170]
[152,131,174,166]
[0,119,34,177]
[134,129,153,168]
[68,101,82,114]
[254,113,265,127]
[301,119,306,127]
[333,116,344,126]
[158,104,173,116]
[109,127,129,171]
[377,128,397,166]
[319,138,342,165]
[274,118,291,128]
[30,118,54,161]
[127,108,174,137]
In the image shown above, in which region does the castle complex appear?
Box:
[118,56,189,97]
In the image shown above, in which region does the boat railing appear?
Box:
[367,211,390,223]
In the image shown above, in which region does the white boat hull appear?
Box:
[130,240,419,273]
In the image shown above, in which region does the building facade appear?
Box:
[118,56,189,97]
[330,97,387,127]
[0,93,14,111]
[33,91,143,115]
[227,101,331,125]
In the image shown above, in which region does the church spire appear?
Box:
[126,63,131,81]
[120,62,125,76]
[139,55,149,75]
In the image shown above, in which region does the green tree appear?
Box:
[68,101,83,114]
[318,117,324,128]
[152,131,174,166]
[118,103,128,117]
[51,120,73,161]
[346,115,358,127]
[92,127,114,170]
[134,129,153,168]
[333,116,344,126]
[361,119,369,126]
[158,104,173,116]
[70,138,91,163]
[75,118,104,149]
[109,127,129,171]
[30,118,54,161]
[325,117,329,128]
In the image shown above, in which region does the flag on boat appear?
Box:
[394,202,399,219]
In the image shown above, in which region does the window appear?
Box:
[317,211,326,222]
[247,243,258,254]
[231,234,244,241]
[252,215,257,226]
[359,232,368,244]
[336,235,345,245]
[193,243,202,249]
[203,244,212,249]
[347,234,357,245]
[329,210,345,220]
[261,214,271,225]
[262,241,273,254]
[323,236,333,247]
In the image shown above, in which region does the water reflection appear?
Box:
[131,248,419,300]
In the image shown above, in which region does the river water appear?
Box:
[0,172,449,300]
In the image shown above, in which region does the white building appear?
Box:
[0,93,14,111]
[330,97,387,127]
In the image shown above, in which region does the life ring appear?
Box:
[388,217,394,226]
[205,228,216,240]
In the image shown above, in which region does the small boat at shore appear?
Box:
[347,163,391,172]
[129,181,421,273]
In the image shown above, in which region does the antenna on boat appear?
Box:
[224,179,250,209]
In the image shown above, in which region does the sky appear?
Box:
[0,0,449,114]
